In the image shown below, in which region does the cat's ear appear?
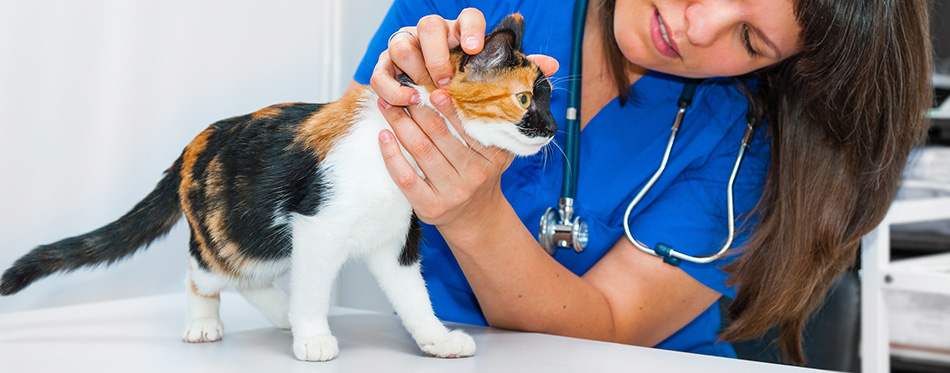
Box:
[460,13,525,74]
[490,13,524,51]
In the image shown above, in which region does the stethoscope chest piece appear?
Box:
[539,198,588,255]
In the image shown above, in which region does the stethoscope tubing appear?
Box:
[562,0,588,200]
[622,109,754,264]
[540,0,755,264]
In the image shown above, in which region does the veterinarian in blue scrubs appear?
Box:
[348,0,934,363]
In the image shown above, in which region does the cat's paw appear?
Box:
[419,329,476,358]
[293,334,339,362]
[182,317,224,343]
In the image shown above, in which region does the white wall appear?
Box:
[0,0,393,313]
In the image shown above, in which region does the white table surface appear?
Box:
[0,292,831,373]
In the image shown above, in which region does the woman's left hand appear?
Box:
[376,91,513,235]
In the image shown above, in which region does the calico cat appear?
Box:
[0,14,556,362]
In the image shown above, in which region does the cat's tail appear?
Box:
[0,159,184,296]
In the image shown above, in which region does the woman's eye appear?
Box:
[516,93,531,108]
[743,25,758,57]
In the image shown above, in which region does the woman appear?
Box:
[349,0,932,363]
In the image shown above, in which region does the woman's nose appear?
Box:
[684,1,743,47]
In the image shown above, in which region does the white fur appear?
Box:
[183,269,224,343]
[284,89,474,361]
[462,119,553,156]
[236,285,291,329]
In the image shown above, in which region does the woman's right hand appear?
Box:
[370,8,487,106]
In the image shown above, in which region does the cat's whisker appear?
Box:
[547,74,582,88]
[538,143,552,180]
[548,140,573,182]
[484,148,507,172]
[463,142,487,168]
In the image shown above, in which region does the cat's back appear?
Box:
[174,90,381,273]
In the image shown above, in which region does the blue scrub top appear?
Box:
[353,0,771,359]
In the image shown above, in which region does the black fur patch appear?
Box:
[186,103,330,264]
[518,69,558,138]
[399,214,422,266]
[396,73,416,87]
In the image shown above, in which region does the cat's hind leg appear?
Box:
[183,262,228,343]
[365,222,476,358]
[236,283,291,329]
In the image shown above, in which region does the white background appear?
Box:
[0,0,397,314]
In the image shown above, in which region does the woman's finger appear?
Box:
[386,26,437,93]
[526,54,560,77]
[402,101,484,189]
[371,48,420,106]
[417,90,484,163]
[416,15,456,89]
[377,128,431,201]
[422,90,514,177]
[456,8,487,55]
[377,97,457,184]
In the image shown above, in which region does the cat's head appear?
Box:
[443,14,557,156]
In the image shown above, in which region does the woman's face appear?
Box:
[613,0,802,78]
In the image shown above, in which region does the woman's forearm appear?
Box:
[435,196,619,342]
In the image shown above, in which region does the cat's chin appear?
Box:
[462,121,553,156]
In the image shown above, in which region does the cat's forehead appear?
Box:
[509,64,544,91]
[451,51,543,90]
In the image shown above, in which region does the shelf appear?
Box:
[862,194,950,373]
[886,252,950,295]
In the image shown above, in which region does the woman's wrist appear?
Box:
[435,188,516,250]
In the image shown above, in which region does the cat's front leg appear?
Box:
[288,228,348,362]
[366,246,476,358]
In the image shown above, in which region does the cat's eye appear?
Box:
[516,93,532,109]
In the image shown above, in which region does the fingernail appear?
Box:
[432,91,451,108]
[463,35,479,51]
[409,94,421,105]
[437,78,452,88]
[379,130,393,144]
[380,97,392,110]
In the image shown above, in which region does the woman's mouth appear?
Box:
[651,9,680,58]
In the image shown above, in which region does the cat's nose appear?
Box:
[544,120,558,138]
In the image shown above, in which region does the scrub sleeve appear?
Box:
[352,0,771,359]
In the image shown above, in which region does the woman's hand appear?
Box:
[370,9,558,235]
[370,9,559,106]
[376,91,512,235]
[371,8,488,106]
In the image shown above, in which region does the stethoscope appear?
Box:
[537,0,756,266]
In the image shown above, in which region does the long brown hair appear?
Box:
[598,0,934,363]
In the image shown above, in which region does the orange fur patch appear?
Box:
[446,59,538,124]
[252,102,304,119]
[190,280,221,300]
[178,129,231,277]
[294,87,365,160]
[201,158,248,274]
